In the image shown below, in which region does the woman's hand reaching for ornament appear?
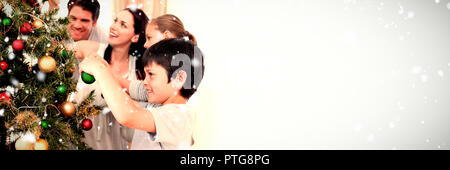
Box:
[67,41,100,60]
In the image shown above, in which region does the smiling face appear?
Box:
[108,10,137,47]
[68,5,96,41]
[143,23,166,48]
[143,62,178,104]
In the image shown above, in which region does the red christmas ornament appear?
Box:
[22,0,40,7]
[0,92,12,101]
[81,118,93,130]
[20,23,33,34]
[12,40,24,51]
[0,61,7,70]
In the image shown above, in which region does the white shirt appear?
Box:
[131,104,195,150]
[88,25,108,44]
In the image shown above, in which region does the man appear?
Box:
[49,0,107,43]
[62,0,109,89]
[49,0,108,80]
[51,0,129,150]
[66,0,107,43]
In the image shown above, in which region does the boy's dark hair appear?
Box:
[142,39,205,99]
[67,0,100,22]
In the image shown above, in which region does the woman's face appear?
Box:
[108,10,137,46]
[144,23,166,49]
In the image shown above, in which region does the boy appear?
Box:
[79,39,204,149]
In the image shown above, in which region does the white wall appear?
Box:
[168,0,450,149]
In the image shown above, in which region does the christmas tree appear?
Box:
[0,0,100,150]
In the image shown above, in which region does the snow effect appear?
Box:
[437,70,444,77]
[8,53,15,60]
[10,78,19,87]
[37,71,46,82]
[367,134,375,142]
[21,35,28,41]
[22,131,36,144]
[191,58,200,68]
[389,122,395,129]
[411,66,422,74]
[420,74,428,82]
[102,107,111,115]
[407,11,415,19]
[398,5,404,14]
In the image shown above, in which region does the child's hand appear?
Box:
[79,53,109,76]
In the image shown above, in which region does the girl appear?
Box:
[121,14,197,102]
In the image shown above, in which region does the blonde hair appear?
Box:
[151,14,197,45]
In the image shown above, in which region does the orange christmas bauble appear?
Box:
[32,19,44,29]
[15,136,34,150]
[61,101,75,117]
[38,56,56,73]
[34,139,49,150]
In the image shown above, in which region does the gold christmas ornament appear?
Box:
[38,56,56,73]
[32,19,44,29]
[61,101,76,117]
[15,134,35,150]
[0,2,3,11]
[34,139,49,150]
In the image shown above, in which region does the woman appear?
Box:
[72,8,149,150]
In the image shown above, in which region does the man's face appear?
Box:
[68,5,96,41]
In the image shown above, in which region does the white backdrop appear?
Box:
[167,0,450,149]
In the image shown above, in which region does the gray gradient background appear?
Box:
[54,0,450,149]
[172,0,450,149]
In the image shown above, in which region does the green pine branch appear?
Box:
[1,0,99,150]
